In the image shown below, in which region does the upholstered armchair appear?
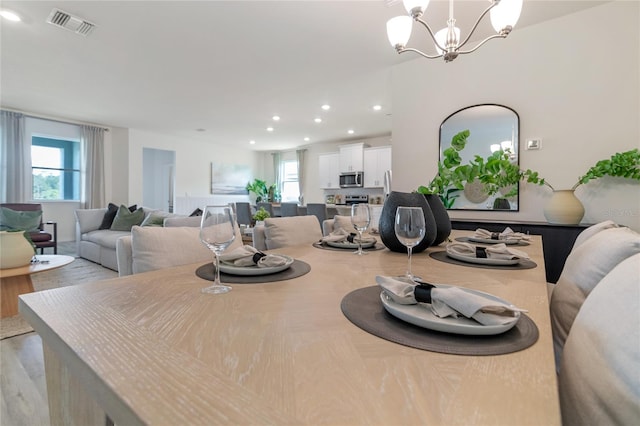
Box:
[0,203,57,254]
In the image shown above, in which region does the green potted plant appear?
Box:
[253,206,271,225]
[246,179,276,203]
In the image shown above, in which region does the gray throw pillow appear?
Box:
[110,205,145,231]
[0,207,42,231]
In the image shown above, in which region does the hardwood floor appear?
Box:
[0,333,49,425]
[1,242,80,426]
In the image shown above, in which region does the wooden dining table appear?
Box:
[19,230,560,425]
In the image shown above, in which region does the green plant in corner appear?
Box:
[246,179,276,203]
[253,207,271,222]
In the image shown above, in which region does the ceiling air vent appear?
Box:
[46,8,95,36]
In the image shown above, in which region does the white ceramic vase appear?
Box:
[0,231,35,269]
[543,190,585,225]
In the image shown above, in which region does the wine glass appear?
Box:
[199,205,236,294]
[351,203,371,255]
[394,206,426,279]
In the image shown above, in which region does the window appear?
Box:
[31,136,80,200]
[280,160,299,203]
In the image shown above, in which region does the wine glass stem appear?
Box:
[358,230,363,255]
[213,251,221,285]
[407,246,413,278]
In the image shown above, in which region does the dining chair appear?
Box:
[280,202,299,217]
[306,203,327,231]
[0,203,58,254]
[234,202,253,226]
[256,202,274,217]
[549,225,640,370]
[558,253,640,425]
[252,215,322,250]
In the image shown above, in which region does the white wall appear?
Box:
[390,1,640,230]
[124,129,262,214]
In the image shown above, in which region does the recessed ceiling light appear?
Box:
[373,105,382,111]
[304,137,310,142]
[195,128,206,132]
[272,115,280,121]
[266,127,274,132]
[347,129,355,135]
[314,118,322,123]
[321,104,331,111]
[249,140,256,145]
[0,10,21,22]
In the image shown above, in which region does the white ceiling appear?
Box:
[0,0,607,151]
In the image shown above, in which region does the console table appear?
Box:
[451,220,589,283]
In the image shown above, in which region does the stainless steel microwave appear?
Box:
[339,172,363,188]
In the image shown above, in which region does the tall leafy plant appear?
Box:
[246,179,276,203]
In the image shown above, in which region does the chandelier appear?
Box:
[386,0,523,62]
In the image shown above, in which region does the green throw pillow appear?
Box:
[0,207,42,231]
[140,213,166,227]
[110,205,145,231]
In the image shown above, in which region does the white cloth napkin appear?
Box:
[474,227,530,241]
[376,276,527,326]
[446,242,529,260]
[220,245,289,268]
[321,228,375,244]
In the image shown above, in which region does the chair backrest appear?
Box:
[280,202,299,217]
[1,203,44,230]
[558,253,640,425]
[306,203,327,227]
[128,223,244,275]
[235,202,253,226]
[261,216,322,250]
[549,225,640,370]
[256,202,274,217]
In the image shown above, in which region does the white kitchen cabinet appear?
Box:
[339,143,365,173]
[318,152,340,189]
[363,146,392,188]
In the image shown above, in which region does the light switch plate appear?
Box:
[526,139,541,150]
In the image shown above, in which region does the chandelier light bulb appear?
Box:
[490,0,523,34]
[386,16,413,48]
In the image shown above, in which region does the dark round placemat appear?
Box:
[454,236,530,247]
[341,286,538,356]
[312,241,386,252]
[429,250,537,270]
[195,260,311,283]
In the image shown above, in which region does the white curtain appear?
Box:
[296,149,306,205]
[272,152,282,198]
[80,125,105,209]
[0,110,30,202]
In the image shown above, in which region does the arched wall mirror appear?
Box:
[439,104,520,211]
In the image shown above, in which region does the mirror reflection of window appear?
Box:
[439,104,519,211]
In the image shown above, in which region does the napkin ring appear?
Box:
[490,232,500,240]
[475,247,488,258]
[252,252,267,264]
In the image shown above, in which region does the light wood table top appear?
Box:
[0,254,74,278]
[19,231,560,425]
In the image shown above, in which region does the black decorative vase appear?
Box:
[424,194,451,246]
[379,191,437,253]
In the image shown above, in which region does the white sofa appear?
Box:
[75,207,185,271]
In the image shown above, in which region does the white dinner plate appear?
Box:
[325,239,376,249]
[446,251,521,266]
[219,255,294,276]
[380,286,520,335]
[467,236,521,245]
